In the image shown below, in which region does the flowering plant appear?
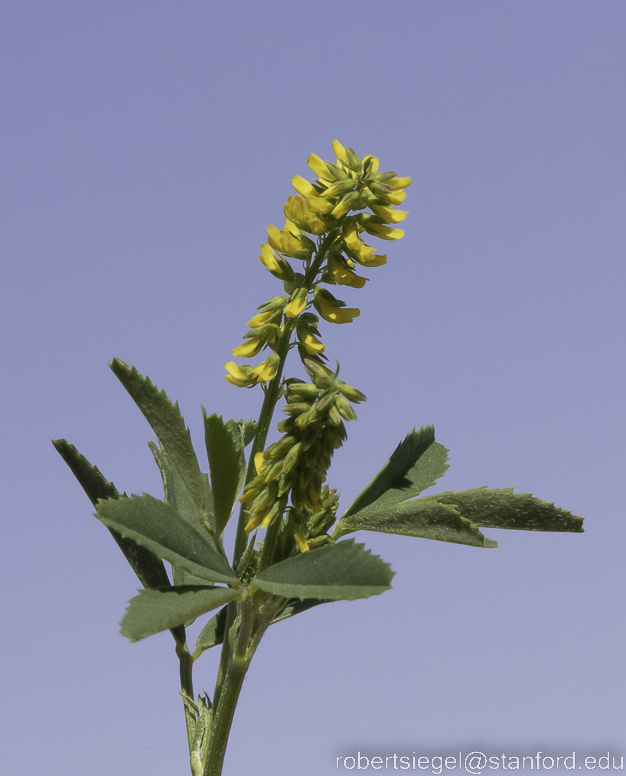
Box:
[53,141,583,776]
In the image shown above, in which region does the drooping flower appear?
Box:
[342,219,388,266]
[232,336,264,359]
[313,287,360,324]
[251,354,280,384]
[267,224,314,261]
[284,288,308,319]
[224,361,257,387]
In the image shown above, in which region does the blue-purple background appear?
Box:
[2,2,624,774]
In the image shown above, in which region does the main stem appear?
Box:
[201,229,342,776]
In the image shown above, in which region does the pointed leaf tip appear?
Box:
[109,359,206,516]
[343,426,449,517]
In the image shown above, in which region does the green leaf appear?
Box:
[343,426,449,518]
[333,498,497,548]
[96,494,238,585]
[52,439,172,589]
[109,359,206,518]
[203,413,246,536]
[121,586,239,642]
[271,598,332,624]
[252,540,394,600]
[194,606,228,654]
[150,442,217,588]
[430,487,584,533]
[149,442,212,533]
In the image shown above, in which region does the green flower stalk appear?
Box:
[54,139,584,776]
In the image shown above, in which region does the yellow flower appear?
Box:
[294,529,310,553]
[369,204,408,224]
[291,174,318,198]
[283,194,329,235]
[331,191,361,219]
[362,154,380,173]
[254,452,268,475]
[332,139,350,166]
[224,361,255,387]
[328,256,367,288]
[244,512,266,532]
[247,310,274,328]
[358,217,404,241]
[374,188,407,206]
[313,288,360,324]
[284,288,308,318]
[232,336,264,358]
[305,194,335,215]
[320,179,356,199]
[307,153,334,180]
[387,176,412,190]
[342,220,388,266]
[298,331,325,355]
[251,354,280,384]
[258,242,282,273]
[267,224,312,260]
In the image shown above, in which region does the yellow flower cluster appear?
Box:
[225,140,410,387]
[239,359,366,550]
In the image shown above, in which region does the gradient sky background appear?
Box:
[2,2,624,774]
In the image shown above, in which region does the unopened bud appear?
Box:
[336,380,367,403]
[281,441,302,475]
[335,395,357,421]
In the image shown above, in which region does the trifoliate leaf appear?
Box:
[109,359,206,516]
[52,439,172,589]
[343,426,448,518]
[96,494,238,585]
[333,498,497,548]
[252,540,393,601]
[121,586,238,642]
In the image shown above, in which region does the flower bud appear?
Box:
[281,441,302,475]
[335,395,357,421]
[336,380,367,403]
[331,190,362,219]
[285,380,322,400]
[320,179,357,199]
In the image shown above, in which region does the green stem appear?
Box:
[258,229,341,573]
[232,317,297,566]
[203,658,249,776]
[206,228,343,776]
[170,625,197,759]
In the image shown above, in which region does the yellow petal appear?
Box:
[294,530,310,552]
[365,223,405,241]
[232,337,263,358]
[300,332,325,354]
[369,204,408,223]
[363,154,380,173]
[284,290,308,318]
[387,176,412,190]
[292,174,317,198]
[332,139,349,165]
[247,310,273,328]
[307,153,333,179]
